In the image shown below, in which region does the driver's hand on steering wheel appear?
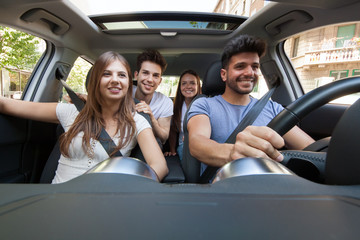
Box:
[230,125,285,162]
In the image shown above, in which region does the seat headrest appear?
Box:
[202,61,225,96]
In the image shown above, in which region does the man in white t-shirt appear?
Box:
[133,50,173,147]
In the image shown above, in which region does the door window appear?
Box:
[62,57,92,101]
[284,22,360,104]
[0,26,46,99]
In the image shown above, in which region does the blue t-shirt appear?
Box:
[187,95,284,173]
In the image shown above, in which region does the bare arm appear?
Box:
[188,114,285,167]
[164,126,177,156]
[151,116,171,143]
[137,128,169,181]
[0,96,59,124]
[188,114,234,167]
[63,93,87,103]
[135,101,171,143]
[283,126,315,150]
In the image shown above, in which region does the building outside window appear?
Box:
[352,69,360,76]
[330,70,349,80]
[336,24,356,48]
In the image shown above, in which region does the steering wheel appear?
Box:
[267,76,360,183]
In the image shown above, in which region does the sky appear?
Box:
[69,0,219,15]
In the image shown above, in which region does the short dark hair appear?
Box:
[136,49,167,74]
[221,35,267,69]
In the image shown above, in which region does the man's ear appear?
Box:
[220,68,227,82]
[134,71,138,80]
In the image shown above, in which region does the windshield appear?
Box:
[69,0,219,16]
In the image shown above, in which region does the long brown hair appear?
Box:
[168,70,201,151]
[60,51,136,157]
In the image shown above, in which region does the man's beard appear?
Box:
[227,76,258,95]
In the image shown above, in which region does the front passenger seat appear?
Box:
[182,61,225,183]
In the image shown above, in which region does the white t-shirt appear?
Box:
[52,103,151,184]
[132,86,173,119]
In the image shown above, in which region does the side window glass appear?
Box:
[0,26,45,99]
[252,73,268,99]
[284,22,360,104]
[61,57,92,101]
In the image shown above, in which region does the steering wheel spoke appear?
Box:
[281,150,326,176]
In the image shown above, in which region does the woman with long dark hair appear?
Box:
[164,70,201,161]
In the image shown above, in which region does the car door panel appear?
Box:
[0,114,58,183]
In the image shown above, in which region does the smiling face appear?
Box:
[221,52,260,95]
[135,61,162,98]
[180,73,198,101]
[99,59,129,103]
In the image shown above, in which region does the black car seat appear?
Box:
[182,61,225,183]
[39,125,64,183]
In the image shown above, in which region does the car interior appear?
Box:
[1,0,360,239]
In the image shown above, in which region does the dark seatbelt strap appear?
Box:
[58,77,122,157]
[60,80,85,112]
[199,86,277,183]
[98,128,122,157]
[224,86,277,144]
